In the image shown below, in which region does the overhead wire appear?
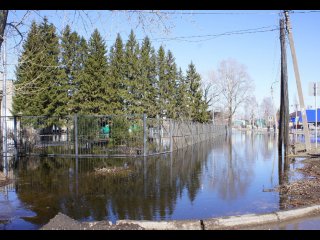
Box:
[126,10,320,15]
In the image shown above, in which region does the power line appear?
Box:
[103,25,279,43]
[127,10,320,15]
[292,10,320,14]
[127,10,281,15]
[153,28,279,43]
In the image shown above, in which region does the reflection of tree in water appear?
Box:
[14,141,213,226]
[208,134,253,201]
[278,155,290,210]
[243,132,258,164]
[258,133,274,160]
[243,132,274,162]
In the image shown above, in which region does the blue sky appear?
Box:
[4,10,320,114]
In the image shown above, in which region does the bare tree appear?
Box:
[244,95,258,128]
[211,59,254,128]
[201,80,218,109]
[204,71,223,120]
[0,10,174,56]
[260,97,274,123]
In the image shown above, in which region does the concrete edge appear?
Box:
[116,205,320,230]
[275,205,320,222]
[203,213,278,230]
[116,220,202,230]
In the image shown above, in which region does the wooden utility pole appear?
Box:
[284,10,311,151]
[278,18,289,157]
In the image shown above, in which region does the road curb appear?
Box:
[116,219,202,230]
[203,213,278,230]
[116,205,320,230]
[275,205,320,222]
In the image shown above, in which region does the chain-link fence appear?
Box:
[0,115,226,160]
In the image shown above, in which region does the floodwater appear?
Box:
[0,131,301,230]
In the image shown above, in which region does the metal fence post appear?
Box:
[191,122,194,146]
[74,114,78,158]
[13,116,18,163]
[143,114,147,156]
[157,115,161,153]
[170,119,173,152]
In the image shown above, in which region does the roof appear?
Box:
[291,109,320,123]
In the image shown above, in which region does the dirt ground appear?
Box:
[0,172,13,187]
[276,155,320,209]
[40,213,144,230]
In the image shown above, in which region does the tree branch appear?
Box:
[6,22,24,47]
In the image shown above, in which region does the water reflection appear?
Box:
[13,140,218,227]
[278,154,290,210]
[207,133,256,201]
[1,131,289,229]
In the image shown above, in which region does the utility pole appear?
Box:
[295,103,298,143]
[284,10,311,151]
[278,18,289,157]
[1,34,7,177]
[314,83,318,149]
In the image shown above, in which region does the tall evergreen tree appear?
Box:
[13,18,65,126]
[60,25,86,114]
[109,33,126,115]
[175,68,191,119]
[42,20,68,121]
[164,50,178,119]
[140,36,158,118]
[186,62,209,122]
[72,29,109,114]
[14,21,209,124]
[124,30,142,115]
[157,45,166,118]
[13,21,40,116]
[68,36,88,114]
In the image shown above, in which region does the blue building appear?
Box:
[290,109,320,127]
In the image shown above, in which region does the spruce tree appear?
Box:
[140,36,158,118]
[175,68,191,119]
[157,46,166,118]
[124,30,142,115]
[186,62,209,122]
[164,50,178,119]
[68,36,88,114]
[60,25,86,114]
[13,21,40,116]
[13,19,65,126]
[41,20,68,124]
[109,33,126,115]
[73,29,109,114]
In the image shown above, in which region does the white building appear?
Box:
[0,76,15,132]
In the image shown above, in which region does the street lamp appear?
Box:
[271,80,279,133]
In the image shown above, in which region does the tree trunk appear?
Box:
[0,10,8,51]
[228,115,232,129]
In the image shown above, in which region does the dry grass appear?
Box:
[277,157,320,209]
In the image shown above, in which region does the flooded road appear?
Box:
[0,131,299,229]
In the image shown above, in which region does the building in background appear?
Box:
[0,76,15,133]
[290,109,320,129]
